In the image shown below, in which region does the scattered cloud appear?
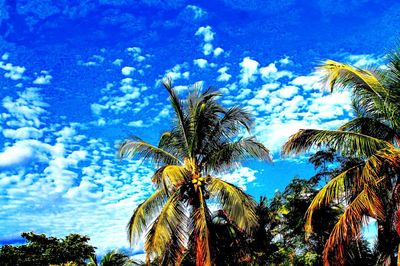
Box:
[239,57,259,85]
[121,66,135,76]
[185,5,207,19]
[33,71,52,85]
[193,58,208,68]
[0,61,26,80]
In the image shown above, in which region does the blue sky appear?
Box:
[0,0,399,256]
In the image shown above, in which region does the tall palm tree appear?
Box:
[119,80,271,265]
[282,51,400,265]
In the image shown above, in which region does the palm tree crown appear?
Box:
[119,79,271,265]
[283,51,400,265]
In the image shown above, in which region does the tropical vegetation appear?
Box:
[118,79,271,265]
[3,50,400,266]
[283,49,400,265]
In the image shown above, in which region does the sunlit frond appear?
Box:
[318,60,387,96]
[282,129,392,158]
[208,177,258,233]
[145,189,187,262]
[119,136,182,165]
[304,164,363,234]
[127,189,167,246]
[322,187,385,266]
[361,148,400,185]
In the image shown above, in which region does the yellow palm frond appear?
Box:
[208,177,257,233]
[163,165,188,186]
[322,187,385,265]
[127,189,167,246]
[145,189,186,262]
[318,60,387,96]
[304,164,364,235]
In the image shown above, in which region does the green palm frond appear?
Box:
[127,189,167,245]
[145,189,187,262]
[339,117,399,142]
[207,137,271,172]
[163,79,190,157]
[282,129,392,158]
[322,187,384,266]
[208,177,258,233]
[119,136,182,165]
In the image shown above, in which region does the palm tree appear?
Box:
[87,251,138,266]
[282,52,400,265]
[119,80,271,265]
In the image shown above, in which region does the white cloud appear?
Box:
[121,66,135,76]
[275,85,299,99]
[0,140,55,169]
[213,47,224,57]
[164,63,190,81]
[113,59,123,66]
[202,43,213,56]
[219,167,258,190]
[186,5,206,19]
[193,58,208,68]
[126,47,141,53]
[344,54,383,68]
[279,56,291,65]
[0,62,26,80]
[195,26,215,42]
[33,71,52,85]
[127,120,148,127]
[2,87,47,128]
[217,66,231,82]
[239,57,259,85]
[2,53,9,60]
[3,127,43,139]
[260,63,293,81]
[291,74,321,91]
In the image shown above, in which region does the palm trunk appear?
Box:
[193,189,212,266]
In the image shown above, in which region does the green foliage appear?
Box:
[120,80,270,264]
[283,48,400,265]
[0,232,95,266]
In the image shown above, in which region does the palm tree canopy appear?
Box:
[283,51,400,265]
[119,79,271,265]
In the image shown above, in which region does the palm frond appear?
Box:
[322,187,384,266]
[304,164,364,234]
[339,117,399,143]
[145,189,187,262]
[207,137,271,172]
[163,79,190,157]
[282,129,392,158]
[208,177,258,233]
[119,136,182,165]
[318,60,387,96]
[127,189,167,245]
